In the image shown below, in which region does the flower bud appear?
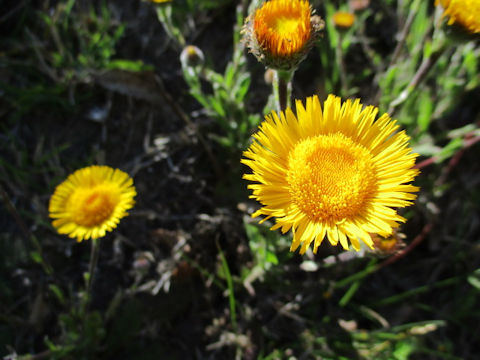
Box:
[332,11,356,31]
[180,45,205,68]
[242,0,324,71]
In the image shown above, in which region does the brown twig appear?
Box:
[415,133,480,170]
[388,2,417,69]
[388,44,447,115]
[378,222,433,269]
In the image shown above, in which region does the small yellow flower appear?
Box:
[242,95,419,254]
[436,0,480,34]
[49,165,136,241]
[150,0,171,3]
[332,11,356,30]
[243,0,324,70]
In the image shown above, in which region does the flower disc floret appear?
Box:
[242,95,419,254]
[49,165,136,241]
[287,133,376,223]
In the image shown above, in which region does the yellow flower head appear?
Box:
[332,11,356,30]
[436,0,480,33]
[242,95,419,254]
[243,0,324,70]
[49,165,136,241]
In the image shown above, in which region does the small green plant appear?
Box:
[180,6,261,153]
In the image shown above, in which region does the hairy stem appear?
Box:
[274,70,293,113]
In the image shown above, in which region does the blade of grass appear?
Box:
[216,239,237,332]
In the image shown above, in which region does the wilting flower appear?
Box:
[242,0,324,70]
[436,0,480,34]
[49,165,136,241]
[332,11,356,30]
[242,95,419,254]
[371,230,406,256]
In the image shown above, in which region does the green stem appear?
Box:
[85,238,101,303]
[372,276,459,307]
[274,69,294,113]
[216,240,237,332]
[336,34,348,96]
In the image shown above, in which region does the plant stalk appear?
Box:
[86,238,101,302]
[274,70,293,113]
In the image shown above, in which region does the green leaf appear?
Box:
[417,91,433,133]
[468,269,480,290]
[106,60,154,72]
[48,284,66,305]
[30,251,43,264]
[393,341,415,360]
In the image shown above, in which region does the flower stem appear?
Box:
[336,34,348,96]
[274,70,293,112]
[85,238,101,303]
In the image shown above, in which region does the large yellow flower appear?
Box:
[242,95,419,254]
[49,165,136,241]
[436,0,480,33]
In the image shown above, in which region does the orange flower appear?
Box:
[243,0,323,70]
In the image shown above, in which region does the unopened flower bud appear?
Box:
[180,45,205,68]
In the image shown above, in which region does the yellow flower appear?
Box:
[49,165,136,241]
[332,11,356,30]
[243,0,324,70]
[242,95,419,254]
[436,0,480,33]
[150,0,171,3]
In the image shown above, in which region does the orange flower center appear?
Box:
[69,186,117,227]
[287,133,377,223]
[253,0,311,57]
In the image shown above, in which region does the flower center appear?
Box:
[253,0,311,57]
[287,133,377,223]
[69,186,117,227]
[270,15,302,36]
